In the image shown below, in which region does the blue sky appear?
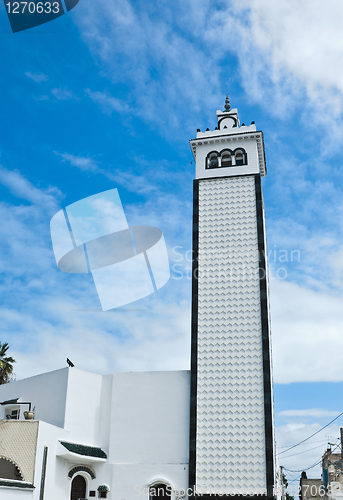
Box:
[1,0,343,485]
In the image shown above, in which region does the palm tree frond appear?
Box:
[0,343,16,385]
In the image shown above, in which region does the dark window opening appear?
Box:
[150,483,171,500]
[90,492,96,498]
[6,409,20,420]
[208,153,218,168]
[0,458,23,481]
[221,153,232,167]
[235,151,244,166]
[99,492,107,498]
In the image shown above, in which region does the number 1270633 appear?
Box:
[5,2,60,14]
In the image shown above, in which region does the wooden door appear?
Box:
[70,475,86,500]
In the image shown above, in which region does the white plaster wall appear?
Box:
[0,368,69,428]
[0,488,33,499]
[0,368,191,499]
[110,463,189,500]
[37,421,106,500]
[109,371,190,464]
[45,370,190,500]
[33,420,71,500]
[32,420,105,500]
[96,374,113,450]
[64,368,104,445]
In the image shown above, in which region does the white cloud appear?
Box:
[328,245,343,285]
[203,0,343,142]
[276,422,340,479]
[242,0,343,95]
[0,163,191,381]
[0,203,53,279]
[0,166,62,212]
[74,0,222,136]
[74,0,343,134]
[85,89,131,115]
[54,152,99,173]
[271,278,343,383]
[51,88,78,101]
[76,0,343,147]
[25,72,47,83]
[6,293,191,380]
[0,168,64,287]
[33,95,49,101]
[54,147,193,202]
[65,0,343,156]
[279,409,340,419]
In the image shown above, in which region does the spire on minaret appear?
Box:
[224,94,231,112]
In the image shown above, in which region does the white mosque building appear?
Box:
[0,100,281,500]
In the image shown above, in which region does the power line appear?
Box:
[277,439,328,449]
[285,472,301,481]
[278,412,343,455]
[283,441,341,473]
[281,442,328,460]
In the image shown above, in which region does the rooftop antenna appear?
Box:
[67,358,74,368]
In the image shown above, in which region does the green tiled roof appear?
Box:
[1,398,19,406]
[60,441,107,459]
[0,480,34,489]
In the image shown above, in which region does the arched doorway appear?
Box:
[70,475,86,500]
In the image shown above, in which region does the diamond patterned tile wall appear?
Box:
[0,420,39,483]
[196,176,266,495]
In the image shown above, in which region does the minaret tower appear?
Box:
[189,97,274,499]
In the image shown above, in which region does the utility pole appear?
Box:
[280,466,286,500]
[340,427,343,459]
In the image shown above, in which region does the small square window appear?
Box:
[90,492,96,497]
[6,409,20,420]
[99,492,107,498]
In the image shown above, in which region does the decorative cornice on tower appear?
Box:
[189,105,266,178]
[190,131,266,177]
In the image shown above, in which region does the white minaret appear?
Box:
[189,97,274,499]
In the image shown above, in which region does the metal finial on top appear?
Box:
[224,95,231,112]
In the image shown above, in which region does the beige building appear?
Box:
[299,445,343,500]
[322,448,343,500]
[300,472,322,500]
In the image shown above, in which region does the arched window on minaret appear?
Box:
[234,149,245,166]
[208,152,219,168]
[221,151,232,167]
